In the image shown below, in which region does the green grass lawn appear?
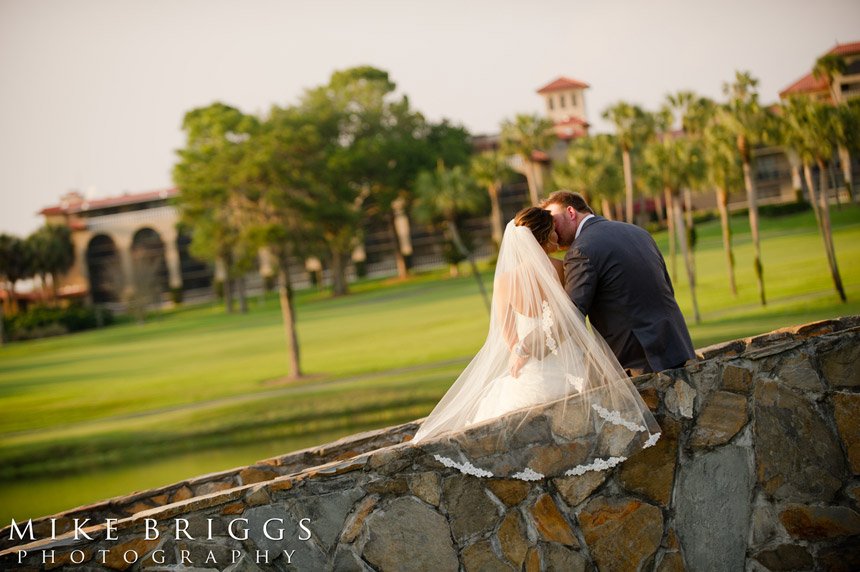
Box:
[1,203,859,522]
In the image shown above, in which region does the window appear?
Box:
[571,93,578,107]
[559,94,566,108]
[548,97,554,110]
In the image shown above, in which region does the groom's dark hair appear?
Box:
[541,191,594,214]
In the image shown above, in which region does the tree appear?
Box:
[285,66,404,296]
[813,53,855,202]
[414,162,491,311]
[500,114,556,206]
[702,109,744,297]
[602,102,654,223]
[238,103,342,380]
[0,233,29,344]
[552,134,624,219]
[173,102,260,313]
[0,234,32,312]
[780,96,847,302]
[641,128,705,324]
[722,71,771,306]
[27,224,75,303]
[471,150,516,249]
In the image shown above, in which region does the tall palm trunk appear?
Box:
[715,187,737,296]
[786,149,804,200]
[664,187,677,283]
[673,191,700,324]
[389,213,409,280]
[803,163,822,227]
[739,138,766,306]
[654,194,665,225]
[622,146,634,223]
[816,158,847,302]
[448,220,490,312]
[838,146,856,203]
[683,188,696,277]
[828,160,842,208]
[601,197,614,221]
[277,258,302,379]
[525,160,541,206]
[488,185,504,249]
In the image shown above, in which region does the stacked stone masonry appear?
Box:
[1,316,858,571]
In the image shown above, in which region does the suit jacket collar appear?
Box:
[574,215,604,241]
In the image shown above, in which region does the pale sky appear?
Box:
[1,0,859,237]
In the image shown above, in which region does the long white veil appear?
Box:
[411,220,661,481]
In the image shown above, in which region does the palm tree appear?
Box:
[703,111,743,297]
[471,151,516,249]
[813,53,855,202]
[553,134,624,220]
[602,102,653,223]
[414,162,491,311]
[780,96,847,302]
[673,93,742,297]
[500,114,556,206]
[722,71,771,306]
[640,130,705,324]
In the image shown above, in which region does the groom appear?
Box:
[542,191,695,375]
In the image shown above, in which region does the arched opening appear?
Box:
[177,231,213,291]
[131,228,169,303]
[86,235,121,303]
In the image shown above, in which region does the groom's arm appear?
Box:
[564,247,596,317]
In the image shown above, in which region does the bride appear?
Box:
[411,207,661,481]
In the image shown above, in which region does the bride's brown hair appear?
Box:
[514,207,554,246]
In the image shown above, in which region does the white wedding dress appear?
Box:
[469,311,582,425]
[411,221,660,482]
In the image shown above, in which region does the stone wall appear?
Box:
[2,316,858,571]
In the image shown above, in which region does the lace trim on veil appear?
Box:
[431,404,662,482]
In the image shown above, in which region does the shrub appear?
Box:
[6,303,113,341]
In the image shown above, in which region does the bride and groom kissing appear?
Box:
[411,190,696,482]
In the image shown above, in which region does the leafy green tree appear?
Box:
[552,134,624,219]
[602,102,654,223]
[722,71,772,306]
[173,102,260,313]
[471,150,516,248]
[414,162,490,311]
[780,96,847,302]
[285,66,404,296]
[500,114,556,206]
[0,234,33,314]
[27,225,75,303]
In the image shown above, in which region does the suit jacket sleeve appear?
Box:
[564,246,596,317]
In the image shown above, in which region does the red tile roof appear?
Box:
[779,72,828,98]
[39,188,178,216]
[829,41,860,56]
[779,41,860,98]
[552,116,589,140]
[537,77,590,94]
[555,116,589,127]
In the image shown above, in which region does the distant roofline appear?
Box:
[39,188,178,216]
[778,40,860,98]
[537,76,590,94]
